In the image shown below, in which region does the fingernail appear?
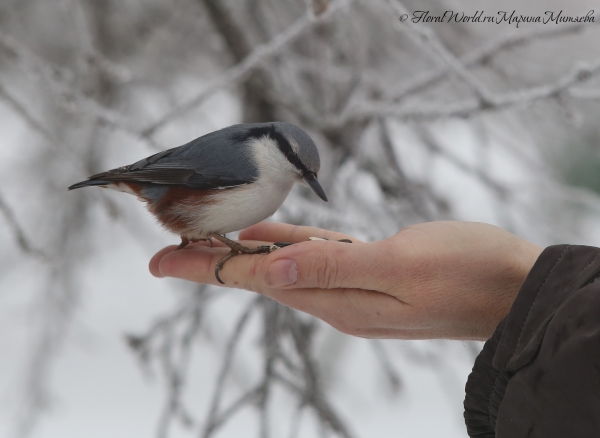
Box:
[268,259,298,288]
[150,260,165,278]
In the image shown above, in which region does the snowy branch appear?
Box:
[335,61,600,125]
[0,31,162,150]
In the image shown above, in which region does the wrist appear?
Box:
[476,239,543,340]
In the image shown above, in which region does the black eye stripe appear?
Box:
[239,125,310,176]
[269,130,310,177]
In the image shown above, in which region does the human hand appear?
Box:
[149,221,542,341]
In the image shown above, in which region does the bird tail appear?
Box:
[68,179,111,190]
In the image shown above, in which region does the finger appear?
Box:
[160,237,392,292]
[149,239,227,278]
[239,222,360,243]
[149,245,178,277]
[262,239,392,291]
[156,240,272,287]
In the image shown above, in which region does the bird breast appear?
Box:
[180,135,299,236]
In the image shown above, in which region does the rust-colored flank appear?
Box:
[147,185,222,235]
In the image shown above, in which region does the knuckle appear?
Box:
[314,250,341,289]
[247,254,261,279]
[237,255,265,293]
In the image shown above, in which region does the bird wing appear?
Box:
[73,126,260,190]
[87,159,253,190]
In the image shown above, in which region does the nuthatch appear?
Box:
[69,122,328,283]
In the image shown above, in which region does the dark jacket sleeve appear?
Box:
[464,245,600,438]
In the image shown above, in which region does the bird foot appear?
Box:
[208,232,272,284]
[176,236,190,250]
[208,234,353,284]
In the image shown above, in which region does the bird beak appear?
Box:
[304,173,328,202]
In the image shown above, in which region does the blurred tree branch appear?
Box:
[333,61,600,125]
[0,31,162,150]
[199,0,277,122]
[140,0,355,137]
[0,190,50,261]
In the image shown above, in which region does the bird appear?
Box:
[68,122,328,283]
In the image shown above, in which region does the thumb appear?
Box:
[262,240,391,291]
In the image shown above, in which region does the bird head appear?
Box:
[239,122,328,202]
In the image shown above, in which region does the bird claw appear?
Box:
[273,242,294,248]
[215,265,224,284]
[211,241,272,284]
[214,250,239,284]
[308,237,352,243]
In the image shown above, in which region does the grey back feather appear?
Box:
[76,125,260,190]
